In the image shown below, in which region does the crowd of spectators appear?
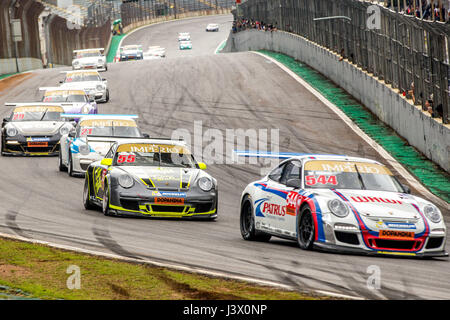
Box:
[232,19,278,33]
[386,0,450,23]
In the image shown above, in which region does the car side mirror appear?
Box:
[102,78,106,82]
[286,178,302,189]
[59,80,64,84]
[101,158,113,166]
[198,162,207,170]
[142,133,150,138]
[402,184,411,194]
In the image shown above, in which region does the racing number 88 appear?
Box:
[117,154,136,164]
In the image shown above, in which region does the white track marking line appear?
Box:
[0,231,362,300]
[252,51,448,210]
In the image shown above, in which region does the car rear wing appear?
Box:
[73,48,104,53]
[39,87,66,92]
[233,150,348,160]
[61,114,139,120]
[5,102,64,107]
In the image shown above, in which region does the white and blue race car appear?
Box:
[179,40,192,50]
[58,114,147,176]
[238,152,447,257]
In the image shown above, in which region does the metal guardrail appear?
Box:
[236,0,450,124]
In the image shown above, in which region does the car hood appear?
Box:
[119,166,200,190]
[122,50,140,55]
[8,121,65,135]
[58,102,94,113]
[315,189,422,220]
[76,137,123,156]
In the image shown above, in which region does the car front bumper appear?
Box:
[2,135,60,156]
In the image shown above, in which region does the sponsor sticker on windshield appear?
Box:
[305,160,393,175]
[80,119,137,127]
[13,106,64,113]
[117,143,190,154]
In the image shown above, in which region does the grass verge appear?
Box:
[0,237,333,300]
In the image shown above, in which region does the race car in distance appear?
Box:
[58,70,109,103]
[206,24,219,32]
[238,152,447,257]
[39,88,98,116]
[1,104,74,156]
[178,32,191,41]
[59,115,146,177]
[119,45,143,61]
[143,46,166,60]
[83,139,218,220]
[72,48,107,71]
[179,40,192,50]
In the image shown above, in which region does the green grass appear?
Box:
[106,34,127,63]
[0,73,19,81]
[0,237,331,300]
[258,50,450,204]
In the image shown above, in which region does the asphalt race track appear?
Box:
[0,15,449,299]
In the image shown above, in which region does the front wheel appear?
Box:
[59,150,67,172]
[102,183,111,216]
[83,178,95,210]
[296,206,315,250]
[104,90,110,103]
[240,195,271,242]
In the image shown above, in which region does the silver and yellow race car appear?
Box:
[83,139,218,220]
[1,104,74,156]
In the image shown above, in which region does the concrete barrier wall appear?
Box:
[223,30,450,173]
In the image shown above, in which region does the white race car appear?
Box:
[206,24,219,32]
[59,71,109,103]
[39,88,97,116]
[58,114,147,176]
[119,45,143,61]
[179,40,192,50]
[72,48,107,72]
[238,152,447,257]
[178,33,191,41]
[143,46,166,60]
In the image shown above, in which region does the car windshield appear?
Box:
[11,110,62,122]
[113,143,195,168]
[65,73,101,82]
[78,119,141,137]
[303,160,404,192]
[76,51,101,58]
[43,94,87,103]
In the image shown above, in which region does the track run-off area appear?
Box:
[0,15,449,299]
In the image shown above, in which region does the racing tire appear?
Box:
[296,206,315,250]
[83,178,95,210]
[104,90,110,103]
[58,150,67,172]
[102,183,112,216]
[68,153,75,177]
[240,195,271,242]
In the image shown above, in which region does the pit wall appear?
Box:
[223,29,449,173]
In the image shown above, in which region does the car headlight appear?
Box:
[118,174,134,189]
[96,85,104,91]
[423,204,442,223]
[328,199,349,218]
[81,105,90,114]
[79,143,91,156]
[198,177,213,192]
[6,127,17,137]
[59,125,71,136]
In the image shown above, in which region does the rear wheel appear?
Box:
[297,206,315,250]
[83,178,95,210]
[240,195,271,242]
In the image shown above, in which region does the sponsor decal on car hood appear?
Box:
[120,166,198,190]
